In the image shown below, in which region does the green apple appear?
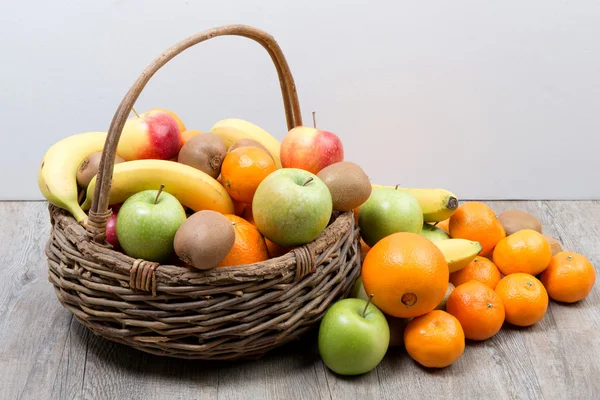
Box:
[318,298,390,375]
[420,223,451,243]
[350,276,370,302]
[252,168,332,247]
[116,186,186,262]
[358,188,423,247]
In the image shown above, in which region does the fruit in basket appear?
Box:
[372,185,458,222]
[318,297,390,375]
[173,210,236,270]
[316,161,372,211]
[446,281,505,341]
[449,256,502,289]
[77,151,125,189]
[147,107,186,132]
[117,109,182,161]
[498,209,543,236]
[361,232,449,318]
[181,129,202,145]
[280,125,344,175]
[434,239,482,273]
[420,223,451,243]
[495,273,548,326]
[449,202,506,256]
[81,160,235,215]
[177,133,227,179]
[404,310,465,368]
[493,229,552,276]
[210,118,282,168]
[38,131,117,222]
[218,214,269,267]
[105,205,121,249]
[358,187,423,247]
[540,252,596,303]
[220,147,277,203]
[252,168,332,247]
[227,138,274,161]
[116,186,186,262]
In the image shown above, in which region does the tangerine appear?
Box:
[218,214,269,267]
[449,202,506,256]
[540,252,596,303]
[493,229,552,276]
[449,256,502,289]
[495,273,548,326]
[221,147,276,203]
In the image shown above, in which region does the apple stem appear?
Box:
[154,184,165,204]
[394,184,400,190]
[132,107,140,118]
[312,111,317,129]
[302,177,314,186]
[363,294,374,318]
[433,221,439,227]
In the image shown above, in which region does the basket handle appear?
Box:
[87,24,303,242]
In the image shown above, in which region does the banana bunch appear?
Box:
[38,132,110,222]
[81,160,234,214]
[371,184,458,222]
[210,118,282,168]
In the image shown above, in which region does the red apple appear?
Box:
[106,205,121,249]
[117,109,182,161]
[280,126,344,175]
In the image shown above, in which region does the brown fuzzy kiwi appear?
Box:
[177,133,227,179]
[228,138,274,161]
[77,152,124,189]
[316,161,372,211]
[173,210,235,270]
[498,210,542,236]
[544,235,563,256]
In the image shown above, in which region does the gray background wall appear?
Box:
[3,0,599,200]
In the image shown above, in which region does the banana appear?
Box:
[38,132,110,222]
[434,239,482,273]
[372,185,459,222]
[210,118,282,168]
[81,160,235,214]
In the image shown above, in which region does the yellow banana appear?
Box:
[210,118,282,168]
[434,239,482,273]
[38,132,109,222]
[81,160,234,214]
[372,185,458,222]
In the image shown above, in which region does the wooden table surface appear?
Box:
[1,201,598,400]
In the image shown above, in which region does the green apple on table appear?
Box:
[116,185,186,262]
[252,168,332,247]
[358,187,423,247]
[318,297,390,375]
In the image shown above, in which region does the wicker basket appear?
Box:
[44,24,361,360]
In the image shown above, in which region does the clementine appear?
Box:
[360,238,371,264]
[449,256,502,289]
[265,238,294,258]
[495,273,548,326]
[404,310,465,368]
[361,232,449,318]
[493,229,552,276]
[221,147,276,203]
[449,202,505,256]
[218,214,269,267]
[540,252,596,303]
[436,219,450,234]
[446,280,505,341]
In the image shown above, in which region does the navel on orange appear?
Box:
[361,232,449,318]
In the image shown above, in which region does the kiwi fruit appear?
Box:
[77,152,124,189]
[177,133,227,179]
[316,161,371,211]
[173,210,235,270]
[498,210,542,236]
[228,138,273,160]
[544,235,563,256]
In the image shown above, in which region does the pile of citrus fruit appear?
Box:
[319,201,596,375]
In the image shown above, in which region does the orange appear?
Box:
[449,202,506,256]
[242,204,255,226]
[446,280,505,341]
[436,219,450,234]
[449,256,502,289]
[495,273,548,326]
[361,232,449,318]
[359,238,371,264]
[218,214,269,267]
[221,147,276,203]
[540,252,596,303]
[180,129,202,145]
[404,310,465,368]
[265,238,294,258]
[233,200,248,217]
[493,229,552,276]
[353,207,360,225]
